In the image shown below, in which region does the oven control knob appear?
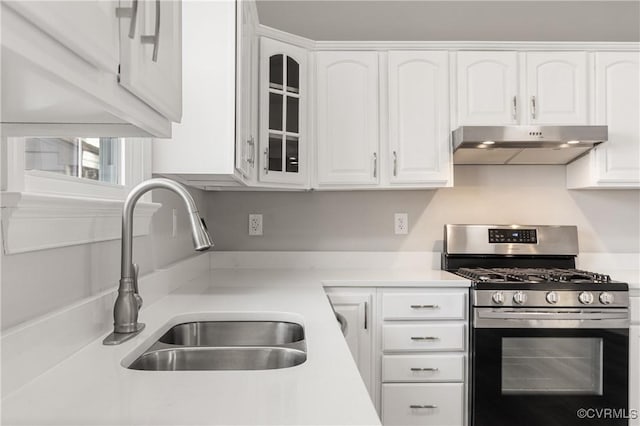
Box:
[513,291,527,305]
[579,291,594,305]
[492,291,505,305]
[599,292,615,305]
[545,291,559,304]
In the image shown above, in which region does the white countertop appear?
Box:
[1,267,469,426]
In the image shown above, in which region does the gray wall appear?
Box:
[0,188,208,330]
[205,165,640,253]
[256,1,640,42]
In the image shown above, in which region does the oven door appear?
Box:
[472,308,629,426]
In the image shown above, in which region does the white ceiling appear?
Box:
[255,1,640,41]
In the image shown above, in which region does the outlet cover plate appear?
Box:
[249,214,263,236]
[394,213,408,235]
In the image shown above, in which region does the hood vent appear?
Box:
[452,126,607,165]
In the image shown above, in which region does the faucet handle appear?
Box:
[133,263,143,310]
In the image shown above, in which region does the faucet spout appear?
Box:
[103,178,213,345]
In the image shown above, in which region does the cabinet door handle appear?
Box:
[364,301,368,330]
[140,0,161,62]
[531,96,536,119]
[116,0,139,39]
[410,367,439,372]
[247,137,255,166]
[410,405,438,409]
[410,336,440,341]
[392,151,398,177]
[410,304,439,309]
[373,152,378,178]
[264,148,269,174]
[512,95,517,120]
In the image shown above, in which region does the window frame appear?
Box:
[1,137,161,254]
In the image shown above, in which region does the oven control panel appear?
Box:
[488,228,537,244]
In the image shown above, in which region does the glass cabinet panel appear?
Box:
[268,134,283,172]
[269,93,283,131]
[285,136,299,173]
[269,54,283,89]
[286,97,299,133]
[287,57,299,93]
[266,52,300,174]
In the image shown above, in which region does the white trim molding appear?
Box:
[255,27,640,53]
[1,192,161,254]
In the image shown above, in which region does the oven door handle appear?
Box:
[477,309,629,321]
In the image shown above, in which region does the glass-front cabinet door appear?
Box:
[259,37,307,186]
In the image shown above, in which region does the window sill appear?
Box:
[1,192,161,254]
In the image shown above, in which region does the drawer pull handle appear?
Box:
[410,404,438,409]
[410,304,439,309]
[410,367,439,372]
[410,336,439,341]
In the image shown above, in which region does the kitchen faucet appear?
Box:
[103,178,213,345]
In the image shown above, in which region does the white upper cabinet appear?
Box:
[567,51,640,188]
[455,51,589,127]
[153,0,241,182]
[1,0,181,137]
[456,51,519,125]
[118,0,182,123]
[259,38,308,186]
[4,1,119,74]
[525,52,588,125]
[388,51,452,186]
[316,51,380,186]
[235,0,259,182]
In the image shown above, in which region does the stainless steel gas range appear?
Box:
[442,224,630,426]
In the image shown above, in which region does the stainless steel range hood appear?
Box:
[452,126,608,165]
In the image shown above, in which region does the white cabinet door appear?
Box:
[525,52,588,125]
[259,37,308,186]
[592,52,640,186]
[119,0,182,123]
[152,0,234,174]
[235,0,259,181]
[316,51,379,186]
[326,290,374,400]
[456,51,519,125]
[5,0,119,74]
[388,51,451,186]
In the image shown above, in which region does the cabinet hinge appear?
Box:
[117,64,121,83]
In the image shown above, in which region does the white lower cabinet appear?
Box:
[325,289,374,400]
[382,383,464,426]
[381,288,468,426]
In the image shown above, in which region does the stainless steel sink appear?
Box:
[128,347,307,371]
[158,321,305,346]
[126,320,307,371]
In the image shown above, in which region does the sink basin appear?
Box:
[158,321,305,346]
[128,347,307,371]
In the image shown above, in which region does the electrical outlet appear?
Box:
[249,214,263,236]
[394,213,408,235]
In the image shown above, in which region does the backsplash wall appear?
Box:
[205,165,640,255]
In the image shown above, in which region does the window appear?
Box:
[1,136,159,254]
[25,137,122,184]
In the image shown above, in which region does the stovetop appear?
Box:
[454,267,628,291]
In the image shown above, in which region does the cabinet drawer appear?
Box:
[382,292,465,320]
[382,383,464,426]
[382,354,464,382]
[383,323,465,352]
